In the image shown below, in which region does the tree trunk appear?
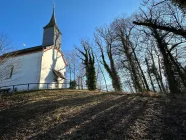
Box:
[133,50,150,91]
[145,58,156,92]
[157,55,167,93]
[120,32,143,92]
[152,29,181,94]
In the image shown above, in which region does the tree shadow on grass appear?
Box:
[1,93,186,140]
[30,96,149,140]
[66,97,149,140]
[0,92,116,139]
[123,97,186,140]
[160,98,186,140]
[30,96,186,140]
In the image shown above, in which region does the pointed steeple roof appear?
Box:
[43,6,57,29]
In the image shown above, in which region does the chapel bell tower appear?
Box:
[42,6,62,49]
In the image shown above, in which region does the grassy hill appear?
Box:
[0,89,186,139]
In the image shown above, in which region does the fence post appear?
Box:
[47,83,48,89]
[27,84,29,91]
[13,85,15,91]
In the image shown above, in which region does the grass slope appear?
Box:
[0,90,186,140]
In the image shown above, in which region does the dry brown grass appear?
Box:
[0,89,186,140]
[139,91,162,97]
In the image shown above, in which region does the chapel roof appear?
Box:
[1,46,44,58]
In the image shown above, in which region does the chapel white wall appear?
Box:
[39,47,66,89]
[0,52,42,91]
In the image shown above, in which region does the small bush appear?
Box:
[69,80,76,89]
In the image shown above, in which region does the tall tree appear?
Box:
[134,0,186,94]
[110,18,146,92]
[95,26,122,91]
[76,40,97,90]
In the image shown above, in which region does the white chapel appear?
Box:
[0,7,67,91]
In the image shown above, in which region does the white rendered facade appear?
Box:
[0,46,66,91]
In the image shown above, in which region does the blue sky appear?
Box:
[0,0,141,52]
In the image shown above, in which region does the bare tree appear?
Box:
[0,34,19,85]
[64,49,83,84]
[133,0,186,94]
[134,0,186,38]
[110,18,146,92]
[95,26,122,91]
[171,0,186,13]
[93,49,109,92]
